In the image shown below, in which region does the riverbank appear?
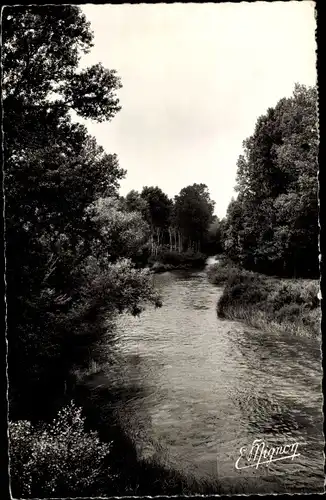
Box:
[207,257,320,337]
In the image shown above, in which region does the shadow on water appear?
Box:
[73,368,226,496]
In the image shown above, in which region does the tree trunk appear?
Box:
[157,227,160,250]
[151,230,155,255]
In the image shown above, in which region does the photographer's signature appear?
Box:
[235,438,303,470]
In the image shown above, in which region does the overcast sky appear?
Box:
[79,1,317,218]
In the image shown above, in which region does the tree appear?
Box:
[124,190,148,214]
[174,183,215,252]
[140,186,173,254]
[224,84,318,277]
[4,6,158,421]
[90,196,150,261]
[2,6,122,122]
[206,216,223,255]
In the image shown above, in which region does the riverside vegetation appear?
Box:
[207,82,320,338]
[4,5,319,497]
[207,258,320,337]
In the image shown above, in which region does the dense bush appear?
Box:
[217,271,269,317]
[150,249,207,267]
[9,401,113,498]
[275,303,303,323]
[207,260,240,285]
[211,261,320,336]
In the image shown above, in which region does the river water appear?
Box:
[109,260,324,494]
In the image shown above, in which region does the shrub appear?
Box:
[268,281,319,313]
[217,274,267,317]
[9,401,113,498]
[216,267,320,337]
[274,303,303,323]
[206,257,259,286]
[268,283,302,311]
[158,250,184,265]
[301,307,321,334]
[298,281,320,309]
[154,250,206,267]
[207,263,240,285]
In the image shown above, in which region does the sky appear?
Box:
[78,1,317,218]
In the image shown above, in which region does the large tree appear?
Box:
[223,84,318,277]
[140,186,173,253]
[3,6,158,420]
[124,189,148,214]
[174,183,215,252]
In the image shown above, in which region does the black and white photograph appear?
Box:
[3,1,324,497]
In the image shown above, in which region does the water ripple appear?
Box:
[108,269,324,493]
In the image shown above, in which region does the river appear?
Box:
[108,260,324,494]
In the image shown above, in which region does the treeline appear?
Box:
[219,84,318,278]
[119,183,220,262]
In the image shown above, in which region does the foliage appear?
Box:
[90,196,150,261]
[9,401,113,497]
[214,263,320,336]
[2,6,122,121]
[205,216,223,254]
[124,189,148,214]
[3,6,158,421]
[222,84,318,278]
[140,186,173,229]
[206,257,242,285]
[122,184,217,259]
[174,183,215,251]
[151,249,206,267]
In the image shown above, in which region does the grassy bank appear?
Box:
[148,249,207,273]
[207,258,320,337]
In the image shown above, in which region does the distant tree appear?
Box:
[140,186,173,254]
[125,189,148,213]
[174,183,215,252]
[206,216,223,255]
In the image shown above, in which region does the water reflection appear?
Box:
[105,268,324,493]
